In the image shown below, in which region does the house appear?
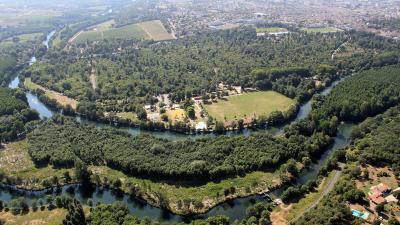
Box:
[368,183,391,208]
[144,105,152,110]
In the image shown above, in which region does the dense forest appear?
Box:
[27,29,400,120]
[286,64,400,139]
[310,65,400,121]
[294,105,400,225]
[27,63,400,181]
[27,116,330,180]
[0,88,39,142]
[349,106,400,175]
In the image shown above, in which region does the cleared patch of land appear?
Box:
[24,78,78,109]
[0,209,67,225]
[300,27,342,33]
[256,27,288,33]
[204,91,295,121]
[72,19,150,44]
[165,108,186,121]
[115,112,138,122]
[136,20,175,41]
[0,141,73,189]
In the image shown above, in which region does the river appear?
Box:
[4,31,353,223]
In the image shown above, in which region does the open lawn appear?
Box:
[24,78,78,109]
[256,27,288,33]
[204,91,295,121]
[300,27,342,33]
[0,209,67,225]
[136,20,175,41]
[72,19,150,44]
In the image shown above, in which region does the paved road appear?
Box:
[290,163,345,223]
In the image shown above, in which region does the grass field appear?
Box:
[72,19,149,44]
[256,27,288,33]
[136,20,175,41]
[24,78,78,109]
[204,91,295,121]
[0,209,67,225]
[300,27,342,33]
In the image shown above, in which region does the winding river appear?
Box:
[4,31,354,222]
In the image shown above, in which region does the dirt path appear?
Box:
[68,30,83,43]
[90,66,97,90]
[332,40,349,60]
[289,163,345,223]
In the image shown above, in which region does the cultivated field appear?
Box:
[136,20,176,41]
[256,27,288,33]
[204,91,295,121]
[72,19,149,44]
[71,19,174,44]
[24,78,78,109]
[300,27,342,33]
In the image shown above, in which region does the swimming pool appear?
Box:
[351,209,369,220]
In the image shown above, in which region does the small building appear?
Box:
[144,105,152,110]
[171,104,181,109]
[195,121,207,130]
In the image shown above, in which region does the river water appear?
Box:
[4,31,353,222]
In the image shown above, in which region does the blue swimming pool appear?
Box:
[351,209,369,220]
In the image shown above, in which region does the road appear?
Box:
[289,163,345,223]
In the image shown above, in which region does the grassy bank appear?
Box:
[0,208,67,225]
[24,78,78,109]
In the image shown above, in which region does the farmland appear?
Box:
[300,27,342,33]
[136,20,176,41]
[71,19,174,44]
[203,91,295,121]
[0,32,42,47]
[256,27,288,33]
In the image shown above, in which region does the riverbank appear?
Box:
[0,140,287,216]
